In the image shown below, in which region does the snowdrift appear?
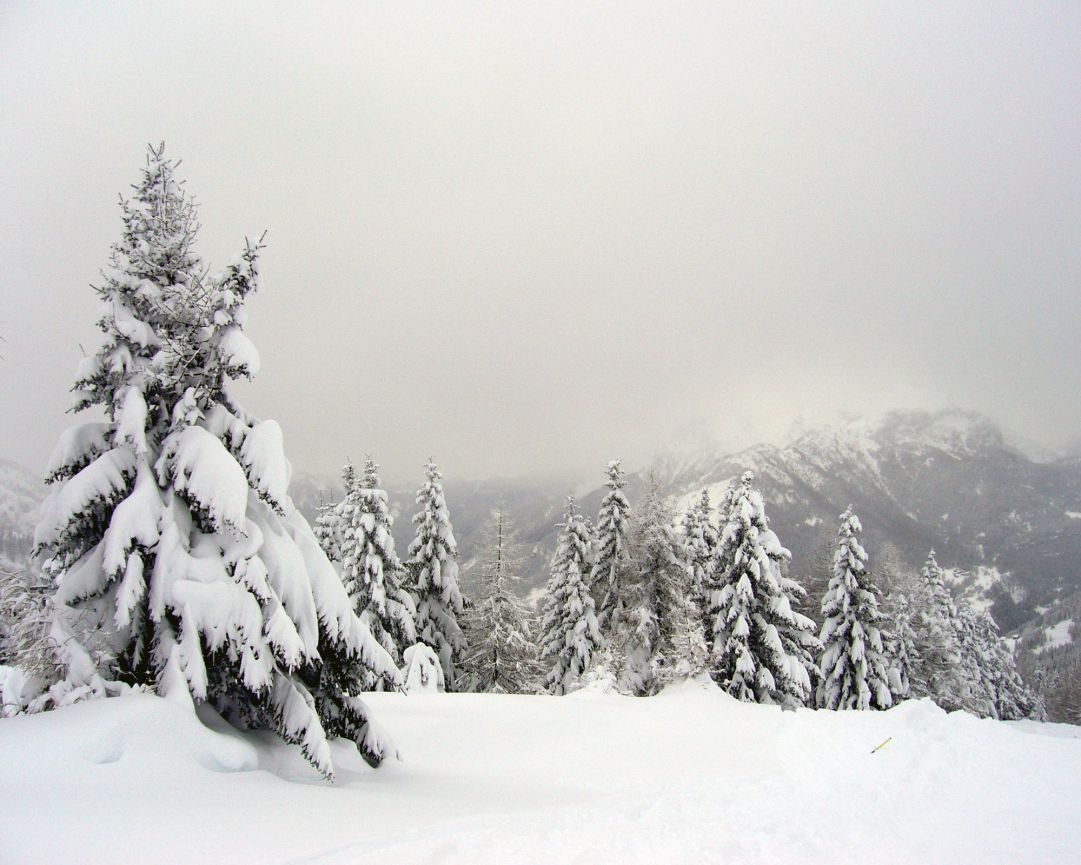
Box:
[1,679,1078,864]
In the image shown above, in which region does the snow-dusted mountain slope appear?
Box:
[0,459,43,565]
[499,410,1081,632]
[0,682,1077,864]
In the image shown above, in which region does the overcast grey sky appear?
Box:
[2,2,1080,483]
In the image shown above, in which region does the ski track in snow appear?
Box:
[1,682,1078,864]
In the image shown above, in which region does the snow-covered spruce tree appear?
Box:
[705,478,739,597]
[313,499,341,563]
[973,610,1045,720]
[912,550,969,711]
[954,600,995,717]
[886,591,919,701]
[590,460,632,628]
[710,481,737,545]
[617,479,706,695]
[30,146,398,776]
[815,507,893,711]
[541,497,602,695]
[954,603,1044,720]
[337,456,416,682]
[705,472,819,706]
[682,489,719,616]
[406,458,465,690]
[459,504,543,694]
[313,463,355,564]
[0,568,62,715]
[1037,658,1081,723]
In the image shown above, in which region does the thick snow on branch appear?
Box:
[217,326,261,375]
[44,422,112,481]
[239,420,290,511]
[35,448,136,549]
[160,426,249,535]
[102,463,163,579]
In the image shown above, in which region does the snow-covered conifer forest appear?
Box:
[3,4,1081,863]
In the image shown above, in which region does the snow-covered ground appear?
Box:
[1,680,1079,864]
[944,565,1009,614]
[1033,618,1075,654]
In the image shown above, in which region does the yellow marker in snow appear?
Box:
[870,737,892,754]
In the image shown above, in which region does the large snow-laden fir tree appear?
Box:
[682,489,719,617]
[406,459,465,690]
[616,479,706,695]
[541,497,602,695]
[590,460,632,628]
[459,504,542,694]
[30,146,398,776]
[705,472,819,707]
[815,508,893,711]
[336,457,417,682]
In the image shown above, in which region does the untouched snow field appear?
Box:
[1,679,1078,865]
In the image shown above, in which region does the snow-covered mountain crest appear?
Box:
[496,410,1080,634]
[656,409,1007,492]
[637,409,1081,631]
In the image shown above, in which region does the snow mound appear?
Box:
[0,693,258,775]
[2,686,1079,864]
[402,643,444,693]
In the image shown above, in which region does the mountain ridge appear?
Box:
[3,410,1079,633]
